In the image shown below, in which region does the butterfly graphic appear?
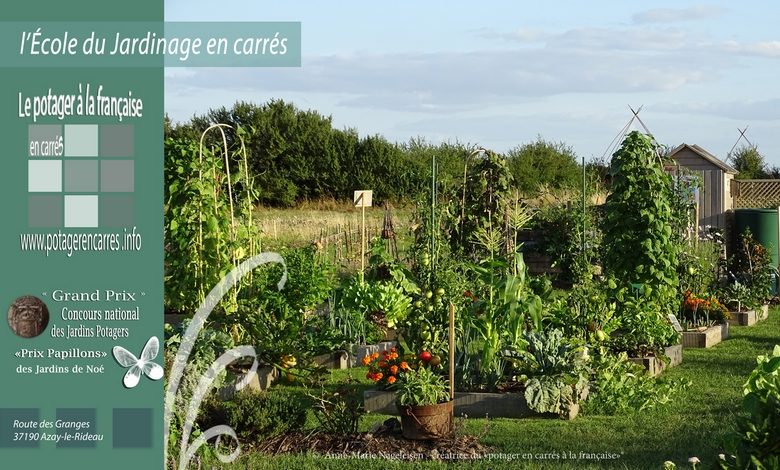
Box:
[112,336,164,388]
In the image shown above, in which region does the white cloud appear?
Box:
[721,40,780,58]
[656,99,780,121]
[632,5,725,24]
[166,42,717,115]
[473,27,549,43]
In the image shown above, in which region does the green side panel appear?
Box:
[734,208,780,267]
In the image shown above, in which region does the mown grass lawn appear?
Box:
[204,309,779,470]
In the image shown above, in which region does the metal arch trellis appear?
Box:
[726,126,755,165]
[600,105,664,167]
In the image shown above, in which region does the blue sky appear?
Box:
[164,1,780,165]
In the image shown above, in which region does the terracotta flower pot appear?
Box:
[397,400,453,440]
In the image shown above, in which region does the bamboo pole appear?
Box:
[449,302,455,401]
[582,156,586,260]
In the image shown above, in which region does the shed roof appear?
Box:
[668,143,738,174]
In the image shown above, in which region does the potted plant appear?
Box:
[395,366,453,440]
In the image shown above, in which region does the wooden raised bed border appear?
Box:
[728,310,758,327]
[681,323,729,348]
[313,351,349,369]
[364,388,585,421]
[628,344,683,377]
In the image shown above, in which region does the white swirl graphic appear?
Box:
[164,252,287,469]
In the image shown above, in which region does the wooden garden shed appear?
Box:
[667,143,738,230]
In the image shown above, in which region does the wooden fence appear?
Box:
[733,179,780,209]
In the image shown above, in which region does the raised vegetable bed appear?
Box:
[681,323,729,348]
[728,310,758,327]
[220,365,278,399]
[628,344,683,377]
[313,351,349,369]
[351,341,397,367]
[728,304,769,326]
[364,388,586,420]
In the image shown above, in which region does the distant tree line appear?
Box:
[165,100,588,207]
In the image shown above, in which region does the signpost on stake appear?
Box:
[354,190,373,283]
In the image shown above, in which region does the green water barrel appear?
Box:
[734,208,779,267]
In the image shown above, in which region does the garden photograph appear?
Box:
[161,2,780,469]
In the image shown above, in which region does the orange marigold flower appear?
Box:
[375,372,383,380]
[370,352,379,360]
[387,375,396,384]
[390,365,399,375]
[362,356,371,366]
[400,361,410,370]
[387,352,398,360]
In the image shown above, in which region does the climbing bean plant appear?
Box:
[602,131,680,314]
[164,125,260,318]
[451,149,533,264]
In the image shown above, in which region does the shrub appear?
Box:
[729,229,774,306]
[678,239,722,297]
[720,345,780,469]
[584,352,689,415]
[164,321,235,464]
[507,138,581,194]
[200,388,308,441]
[533,201,603,285]
[546,278,618,343]
[308,383,365,435]
[608,292,679,357]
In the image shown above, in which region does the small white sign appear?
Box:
[668,314,683,333]
[354,190,373,208]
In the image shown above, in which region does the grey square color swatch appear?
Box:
[112,408,152,448]
[28,195,63,227]
[28,125,63,157]
[100,195,133,227]
[99,125,134,157]
[64,160,99,192]
[100,160,134,192]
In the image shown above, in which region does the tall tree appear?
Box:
[732,145,768,180]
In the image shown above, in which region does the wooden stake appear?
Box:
[694,199,699,246]
[361,203,366,283]
[449,302,455,401]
